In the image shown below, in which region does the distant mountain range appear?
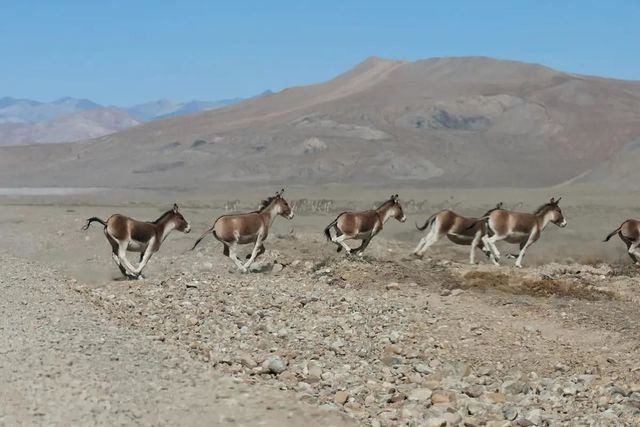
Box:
[0,91,272,145]
[2,56,639,188]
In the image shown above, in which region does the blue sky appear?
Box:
[1,0,638,105]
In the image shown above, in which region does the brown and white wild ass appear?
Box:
[324,194,406,256]
[603,219,640,265]
[412,203,503,264]
[191,189,294,272]
[82,204,191,279]
[470,197,567,268]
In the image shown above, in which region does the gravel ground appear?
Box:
[3,202,640,426]
[0,254,350,426]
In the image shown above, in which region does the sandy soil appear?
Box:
[2,187,640,426]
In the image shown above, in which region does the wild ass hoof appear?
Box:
[515,263,523,269]
[412,252,424,259]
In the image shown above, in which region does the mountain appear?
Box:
[0,108,141,145]
[0,96,100,124]
[127,94,265,121]
[1,56,639,189]
[0,94,258,145]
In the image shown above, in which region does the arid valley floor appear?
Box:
[2,186,640,426]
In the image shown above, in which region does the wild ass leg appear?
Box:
[624,240,638,264]
[515,234,536,268]
[332,234,354,254]
[132,244,155,279]
[353,236,373,256]
[117,243,139,277]
[245,244,265,259]
[628,241,640,265]
[415,228,441,258]
[228,242,247,272]
[107,235,134,278]
[243,236,264,270]
[481,235,501,266]
[469,231,482,264]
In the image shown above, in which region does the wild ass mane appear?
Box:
[257,195,278,212]
[533,202,555,215]
[149,209,174,224]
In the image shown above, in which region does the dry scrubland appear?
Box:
[2,186,640,426]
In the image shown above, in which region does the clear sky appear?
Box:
[1,0,638,105]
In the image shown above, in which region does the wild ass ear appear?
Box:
[549,197,555,204]
[555,197,562,205]
[173,203,179,213]
[496,202,503,209]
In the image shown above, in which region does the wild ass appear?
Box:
[412,203,504,264]
[324,194,406,256]
[471,197,567,268]
[82,204,191,279]
[603,219,640,265]
[191,189,294,272]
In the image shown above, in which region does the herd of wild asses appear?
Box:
[83,189,638,279]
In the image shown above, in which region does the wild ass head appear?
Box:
[536,197,566,228]
[166,203,191,233]
[259,189,294,219]
[388,194,406,223]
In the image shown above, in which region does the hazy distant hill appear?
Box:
[0,94,257,145]
[0,96,101,124]
[0,108,140,145]
[1,57,639,188]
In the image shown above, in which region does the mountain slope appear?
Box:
[1,56,639,188]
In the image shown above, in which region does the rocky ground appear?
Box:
[3,200,640,426]
[78,232,640,426]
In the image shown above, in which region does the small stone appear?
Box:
[486,392,506,404]
[431,391,452,404]
[443,412,462,425]
[364,394,375,406]
[503,406,518,421]
[386,282,400,291]
[263,356,286,374]
[424,417,447,427]
[414,363,431,374]
[450,288,464,296]
[389,331,401,344]
[408,388,432,401]
[334,390,349,405]
[271,263,284,274]
[464,385,484,398]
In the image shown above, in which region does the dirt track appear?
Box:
[2,196,640,426]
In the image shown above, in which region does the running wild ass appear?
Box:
[82,204,191,279]
[324,194,406,256]
[412,203,503,264]
[603,219,640,265]
[191,189,294,272]
[471,197,567,268]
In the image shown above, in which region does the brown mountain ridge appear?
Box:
[1,56,639,189]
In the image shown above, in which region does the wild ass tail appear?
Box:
[324,217,339,241]
[191,224,215,250]
[603,222,625,242]
[464,216,490,232]
[82,217,106,231]
[415,213,437,231]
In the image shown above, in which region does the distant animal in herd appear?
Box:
[192,189,294,272]
[82,204,191,279]
[412,202,504,264]
[323,194,406,256]
[603,219,640,265]
[471,197,567,268]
